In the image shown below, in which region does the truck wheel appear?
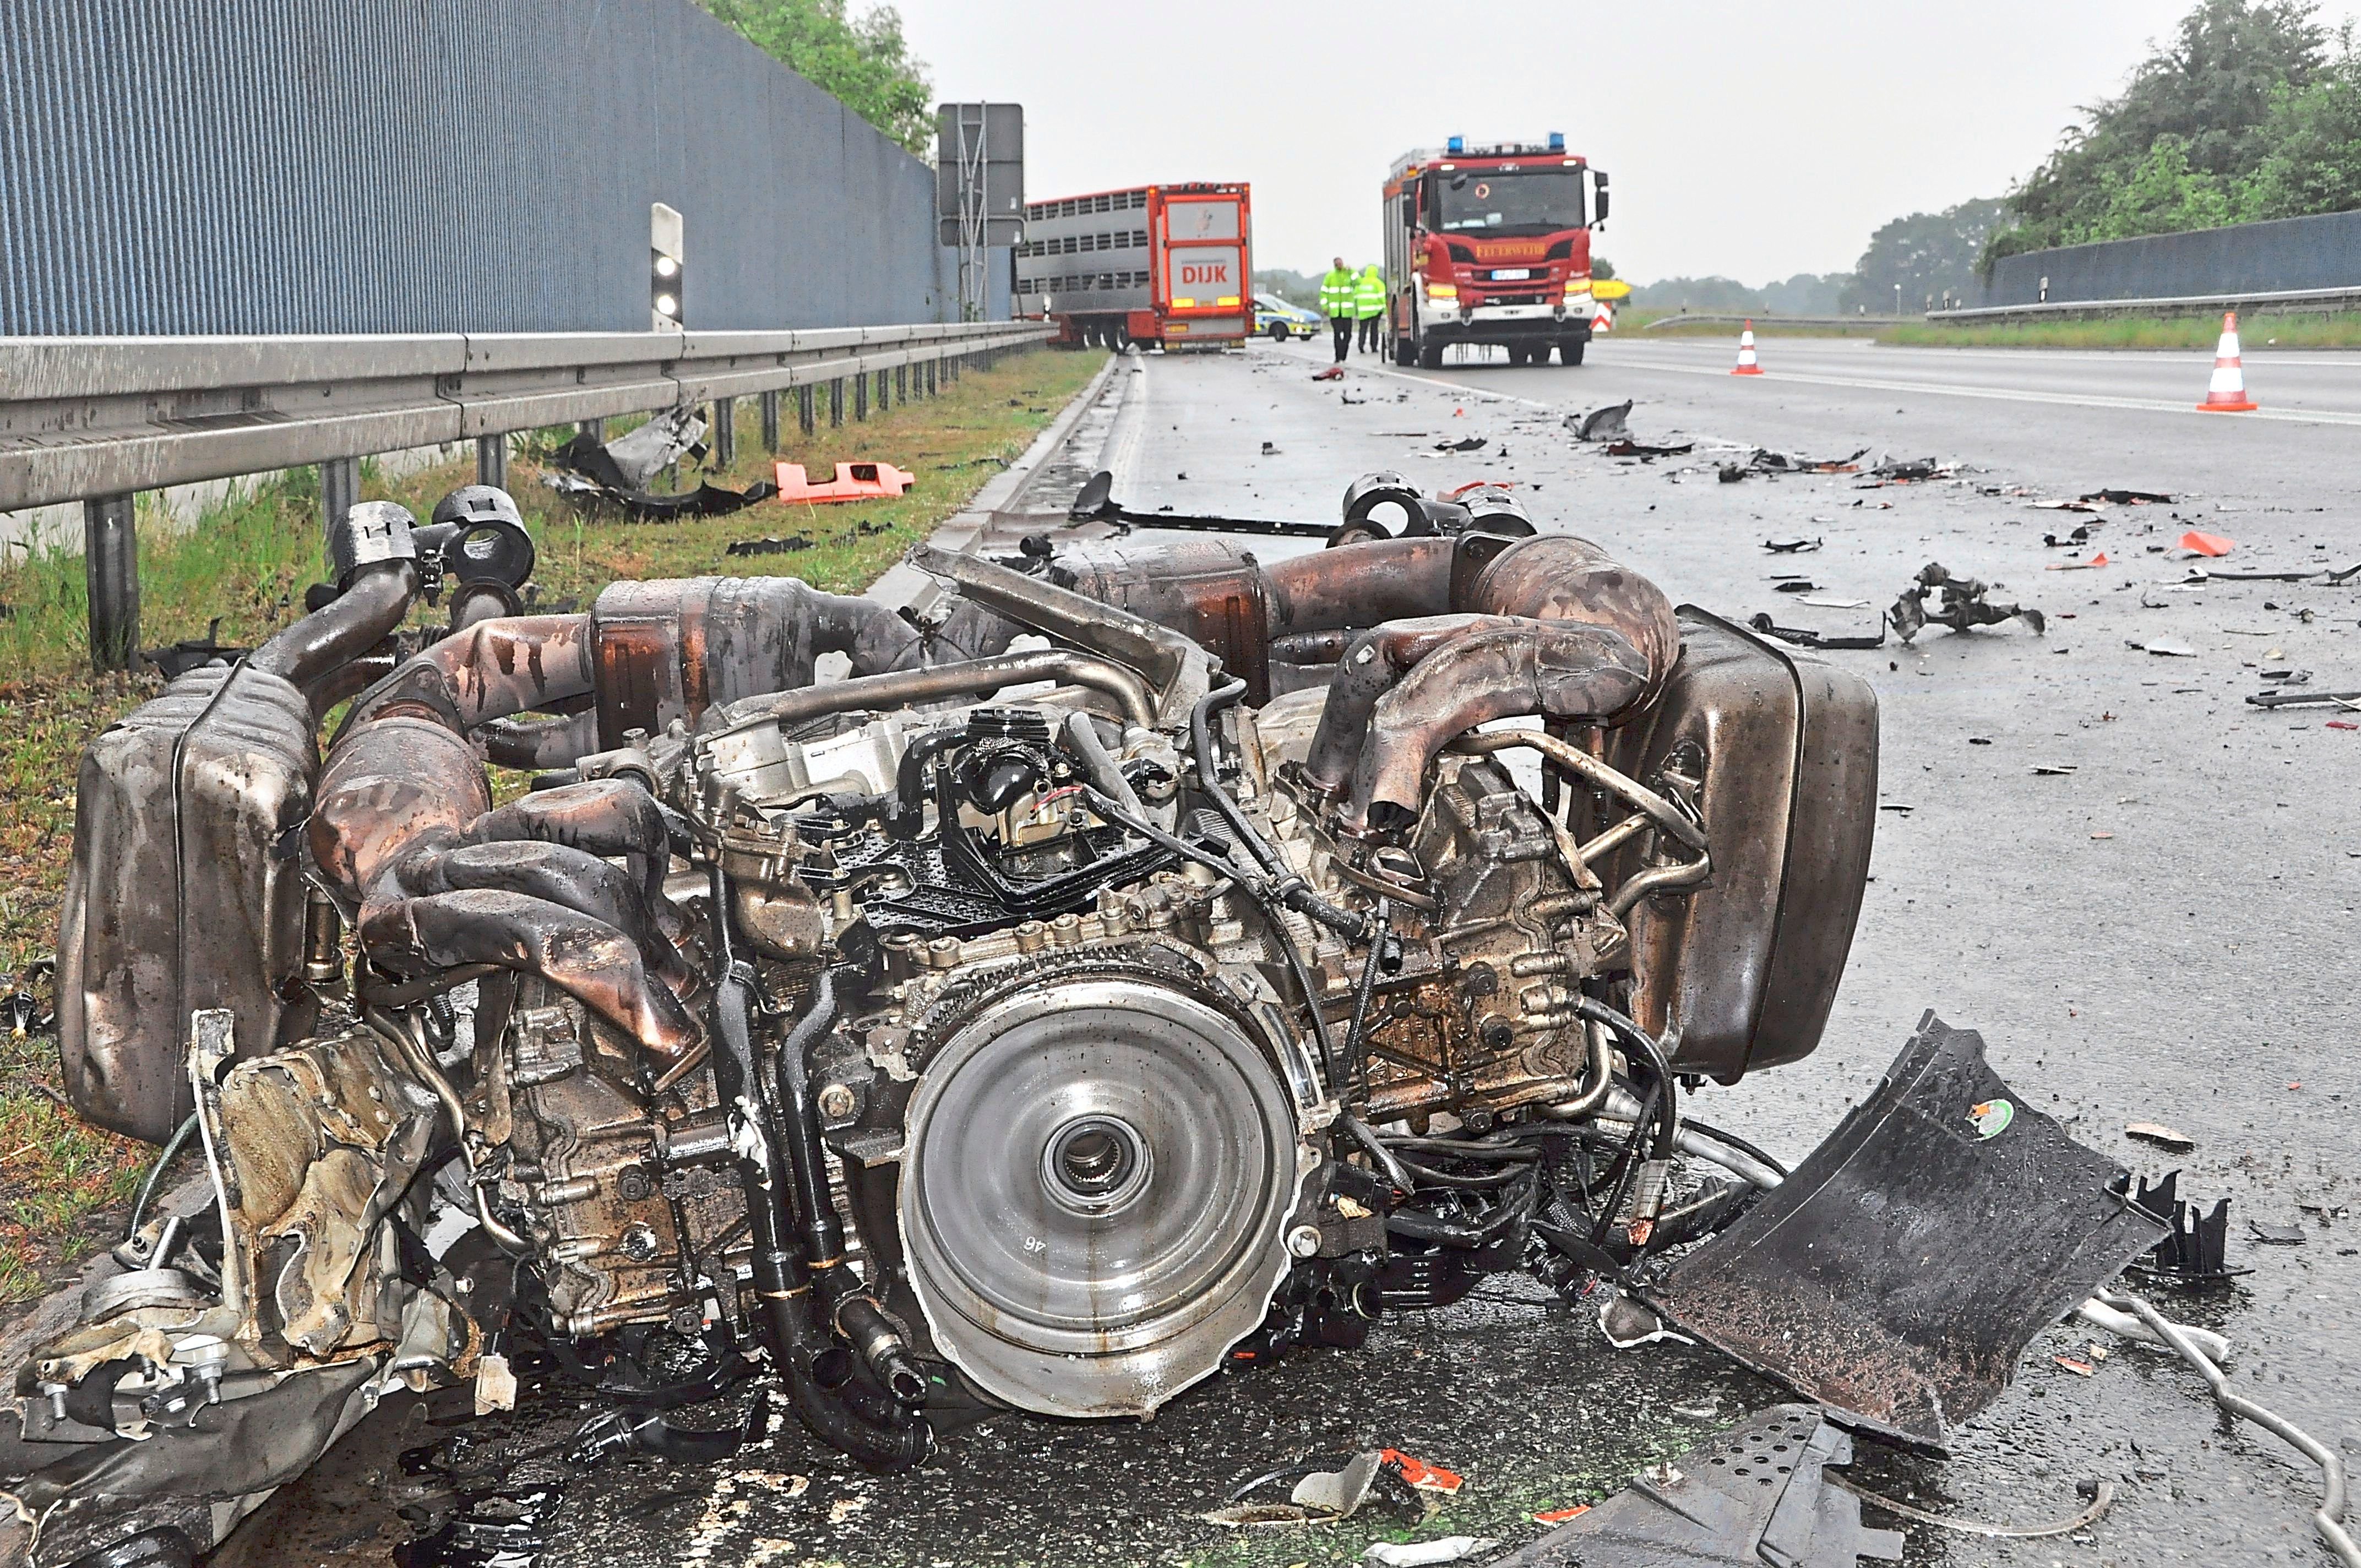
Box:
[1559,339,1586,366]
[1417,336,1445,369]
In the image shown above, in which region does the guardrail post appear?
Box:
[713,397,737,467]
[926,360,937,398]
[896,364,908,406]
[84,495,139,672]
[798,384,815,436]
[855,374,868,422]
[760,391,781,453]
[320,456,360,538]
[476,434,508,489]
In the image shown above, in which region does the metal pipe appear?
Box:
[1063,711,1144,820]
[715,648,1156,732]
[83,494,140,672]
[1538,1020,1617,1121]
[1451,729,1707,854]
[250,558,420,688]
[364,1005,529,1255]
[2099,1289,2359,1566]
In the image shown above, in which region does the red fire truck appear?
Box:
[1014,182,1252,351]
[1383,135,1609,367]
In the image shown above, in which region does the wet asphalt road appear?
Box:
[227,336,2361,1568]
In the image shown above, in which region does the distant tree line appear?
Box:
[1628,0,2361,311]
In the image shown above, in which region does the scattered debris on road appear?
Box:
[1492,1404,1902,1567]
[2127,639,2196,656]
[2083,488,2173,505]
[1762,536,1824,553]
[1434,435,1488,452]
[1835,1473,2117,1541]
[1313,366,1345,381]
[2126,1121,2196,1150]
[2130,1173,2242,1283]
[1890,563,2045,643]
[1571,401,1633,442]
[1366,1537,1499,1566]
[2179,529,2238,557]
[1747,613,1886,650]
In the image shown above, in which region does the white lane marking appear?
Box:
[1582,357,2361,428]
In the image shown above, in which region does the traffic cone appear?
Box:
[2196,312,2257,412]
[1591,301,1614,336]
[1731,320,1763,375]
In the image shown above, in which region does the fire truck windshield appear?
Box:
[1433,169,1585,236]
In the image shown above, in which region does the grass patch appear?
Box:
[1624,311,1896,339]
[1887,309,2361,350]
[0,345,1105,1315]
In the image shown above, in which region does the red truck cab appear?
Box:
[1383,135,1608,368]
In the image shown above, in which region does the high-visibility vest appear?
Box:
[1320,268,1357,319]
[1353,267,1386,319]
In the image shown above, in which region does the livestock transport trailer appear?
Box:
[1015,182,1252,351]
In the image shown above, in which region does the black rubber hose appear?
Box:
[708,957,810,1358]
[1574,996,1680,1160]
[780,1308,931,1471]
[771,971,847,1271]
[123,1112,199,1242]
[1190,679,1283,876]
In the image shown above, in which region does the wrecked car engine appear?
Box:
[10,484,1927,1564]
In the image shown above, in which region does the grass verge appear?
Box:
[0,345,1105,1315]
[1886,309,2361,350]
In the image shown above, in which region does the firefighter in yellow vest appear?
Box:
[1320,257,1358,363]
[1353,263,1386,355]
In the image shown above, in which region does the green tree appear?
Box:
[699,0,934,154]
[1988,0,2327,260]
[2088,135,2234,238]
[2238,28,2361,218]
[1842,198,2010,311]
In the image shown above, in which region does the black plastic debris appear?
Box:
[1867,456,1955,482]
[1763,537,1825,554]
[565,1387,766,1468]
[546,473,780,520]
[725,533,814,557]
[2081,488,2173,504]
[1772,579,1819,594]
[1890,562,2044,643]
[1434,435,1488,452]
[1747,614,1887,651]
[1067,468,1330,538]
[2247,687,2361,709]
[2129,1172,2241,1283]
[1606,438,1695,459]
[1645,1013,2168,1450]
[2249,1219,2306,1246]
[1,959,53,1038]
[2044,525,2095,548]
[143,617,250,679]
[1573,401,1633,442]
[545,406,779,519]
[1492,1404,1903,1567]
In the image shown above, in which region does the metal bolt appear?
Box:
[1287,1225,1323,1258]
[818,1084,857,1120]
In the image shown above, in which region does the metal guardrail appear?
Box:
[0,319,1052,667]
[0,320,1051,513]
[1638,314,1906,331]
[1929,284,2361,323]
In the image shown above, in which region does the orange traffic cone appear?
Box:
[1591,301,1614,336]
[2196,312,2257,412]
[1731,320,1763,375]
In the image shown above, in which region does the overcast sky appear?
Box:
[894,0,2361,282]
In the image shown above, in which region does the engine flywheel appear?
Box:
[897,972,1305,1417]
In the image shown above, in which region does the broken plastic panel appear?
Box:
[1644,1013,2169,1450]
[1493,1403,1902,1567]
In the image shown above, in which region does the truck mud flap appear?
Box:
[1642,1012,2167,1450]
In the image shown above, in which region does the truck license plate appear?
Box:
[1489,268,1531,281]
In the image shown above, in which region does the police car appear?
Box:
[1253,293,1323,341]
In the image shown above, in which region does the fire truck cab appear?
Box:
[1384,134,1608,368]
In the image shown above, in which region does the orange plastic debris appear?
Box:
[1379,1450,1463,1495]
[1532,1506,1592,1525]
[773,461,915,504]
[1312,366,1345,382]
[2179,530,2236,556]
[2045,552,2108,571]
